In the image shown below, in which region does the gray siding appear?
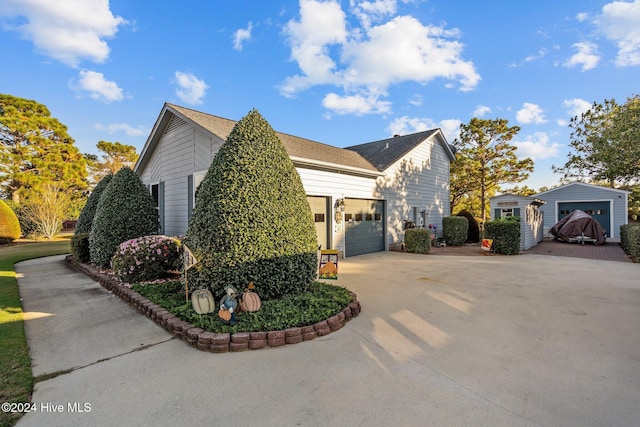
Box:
[378,136,451,244]
[536,184,628,240]
[490,196,543,251]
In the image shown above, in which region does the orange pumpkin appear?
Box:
[218,308,232,321]
[241,289,262,312]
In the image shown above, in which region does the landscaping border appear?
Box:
[65,255,361,353]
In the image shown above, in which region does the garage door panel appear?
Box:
[558,201,610,236]
[345,198,385,256]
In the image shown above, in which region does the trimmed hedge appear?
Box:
[443,216,468,246]
[0,199,21,243]
[71,233,91,263]
[75,174,112,234]
[620,224,640,260]
[456,210,480,242]
[184,110,318,300]
[484,217,520,255]
[89,167,160,268]
[404,228,432,254]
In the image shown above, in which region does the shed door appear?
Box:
[558,201,610,236]
[345,198,385,256]
[307,196,330,251]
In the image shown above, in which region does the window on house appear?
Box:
[150,183,159,208]
[355,213,363,222]
[192,171,206,207]
[314,214,325,222]
[374,213,382,221]
[345,213,353,222]
[365,214,373,221]
[500,208,514,217]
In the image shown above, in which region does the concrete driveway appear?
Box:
[16,252,640,427]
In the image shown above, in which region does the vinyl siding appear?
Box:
[377,136,451,244]
[490,196,544,251]
[536,184,628,239]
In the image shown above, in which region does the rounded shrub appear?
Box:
[111,235,181,283]
[184,109,318,300]
[404,228,432,254]
[456,210,480,242]
[443,215,468,246]
[89,167,160,269]
[75,174,112,234]
[484,218,520,255]
[0,200,21,243]
[71,233,91,263]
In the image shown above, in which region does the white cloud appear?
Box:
[94,123,149,137]
[174,71,208,105]
[564,42,600,71]
[516,103,546,124]
[513,132,561,160]
[322,92,391,115]
[281,0,480,115]
[74,70,123,102]
[595,0,640,66]
[408,93,423,106]
[576,12,589,22]
[233,21,252,51]
[0,0,126,67]
[473,105,491,117]
[387,116,461,142]
[562,98,592,118]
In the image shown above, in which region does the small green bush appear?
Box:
[71,233,91,263]
[484,218,520,255]
[456,210,480,242]
[111,235,181,283]
[75,174,112,234]
[404,228,432,254]
[620,224,640,260]
[89,167,160,268]
[443,216,468,246]
[0,200,21,243]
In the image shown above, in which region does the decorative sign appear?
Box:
[183,244,198,270]
[319,249,339,280]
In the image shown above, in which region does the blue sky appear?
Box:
[1,0,638,190]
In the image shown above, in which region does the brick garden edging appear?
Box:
[65,255,362,353]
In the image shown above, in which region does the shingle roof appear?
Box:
[168,104,379,173]
[347,130,454,171]
[136,103,453,176]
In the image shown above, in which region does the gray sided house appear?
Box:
[134,103,456,257]
[535,182,629,240]
[490,194,545,251]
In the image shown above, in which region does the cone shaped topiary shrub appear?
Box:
[75,174,112,234]
[73,175,112,261]
[89,167,159,268]
[184,109,318,300]
[0,200,21,243]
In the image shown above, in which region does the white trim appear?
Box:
[554,199,614,238]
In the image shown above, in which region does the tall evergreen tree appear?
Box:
[75,174,112,234]
[451,118,534,222]
[184,110,317,300]
[0,94,87,203]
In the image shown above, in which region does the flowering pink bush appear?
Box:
[111,235,181,283]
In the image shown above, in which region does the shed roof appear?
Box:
[534,181,631,197]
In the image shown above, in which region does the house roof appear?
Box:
[347,130,456,171]
[534,182,631,197]
[135,103,453,176]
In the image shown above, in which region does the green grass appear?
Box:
[134,280,353,334]
[0,239,71,427]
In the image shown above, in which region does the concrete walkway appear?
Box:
[16,252,640,427]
